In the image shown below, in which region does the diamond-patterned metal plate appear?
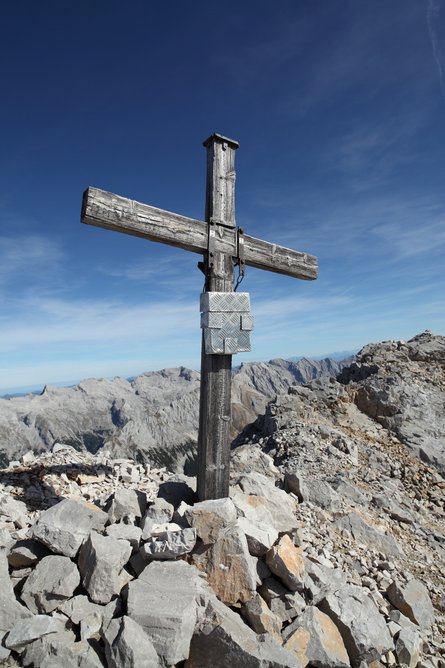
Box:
[200,291,254,355]
[200,291,251,314]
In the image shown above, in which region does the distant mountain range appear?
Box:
[0,356,351,469]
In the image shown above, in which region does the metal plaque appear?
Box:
[200,291,254,355]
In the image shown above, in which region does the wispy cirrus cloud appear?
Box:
[0,235,65,281]
[427,0,445,102]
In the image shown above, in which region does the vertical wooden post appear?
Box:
[197,133,239,500]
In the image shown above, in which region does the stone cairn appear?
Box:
[0,440,443,668]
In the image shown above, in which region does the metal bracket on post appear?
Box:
[207,219,216,273]
[234,226,245,291]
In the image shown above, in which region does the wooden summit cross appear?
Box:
[81,133,318,501]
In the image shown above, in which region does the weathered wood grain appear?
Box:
[82,187,317,280]
[197,135,237,501]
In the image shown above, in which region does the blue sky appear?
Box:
[1,0,445,394]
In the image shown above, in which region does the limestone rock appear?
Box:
[284,606,350,667]
[126,560,209,666]
[141,527,196,560]
[21,554,80,613]
[266,534,305,592]
[8,538,50,568]
[5,614,66,650]
[22,634,104,668]
[78,531,132,604]
[191,524,257,605]
[319,584,393,666]
[140,497,174,540]
[258,577,305,623]
[185,497,237,544]
[303,558,348,605]
[186,595,300,668]
[32,498,108,557]
[395,627,423,668]
[334,512,402,556]
[0,495,29,528]
[235,472,297,533]
[105,522,142,551]
[103,615,160,667]
[237,516,278,556]
[106,487,146,523]
[285,473,341,512]
[0,550,32,638]
[240,592,282,637]
[387,579,435,629]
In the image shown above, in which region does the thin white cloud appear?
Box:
[0,296,197,352]
[0,236,64,281]
[427,0,445,102]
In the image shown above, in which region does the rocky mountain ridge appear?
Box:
[0,331,444,666]
[0,357,348,469]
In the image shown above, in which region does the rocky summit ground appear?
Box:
[0,331,444,667]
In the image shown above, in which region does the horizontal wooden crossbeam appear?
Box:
[82,187,318,280]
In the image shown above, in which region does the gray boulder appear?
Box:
[105,523,142,551]
[387,579,435,629]
[5,614,66,650]
[140,497,174,539]
[240,592,282,637]
[8,538,50,568]
[395,627,423,668]
[258,577,305,623]
[141,527,196,560]
[32,499,108,557]
[191,525,257,605]
[0,550,32,638]
[334,512,403,556]
[106,488,147,523]
[265,534,305,592]
[0,495,29,528]
[235,472,297,533]
[103,616,160,667]
[284,606,350,667]
[319,584,393,666]
[22,634,104,668]
[21,554,80,613]
[186,595,299,667]
[185,497,237,544]
[126,560,209,666]
[237,516,278,556]
[303,558,348,605]
[78,531,132,604]
[285,473,341,512]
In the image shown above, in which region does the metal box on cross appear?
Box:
[200,291,254,354]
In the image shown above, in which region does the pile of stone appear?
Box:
[0,441,443,667]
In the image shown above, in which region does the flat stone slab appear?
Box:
[32,498,108,557]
